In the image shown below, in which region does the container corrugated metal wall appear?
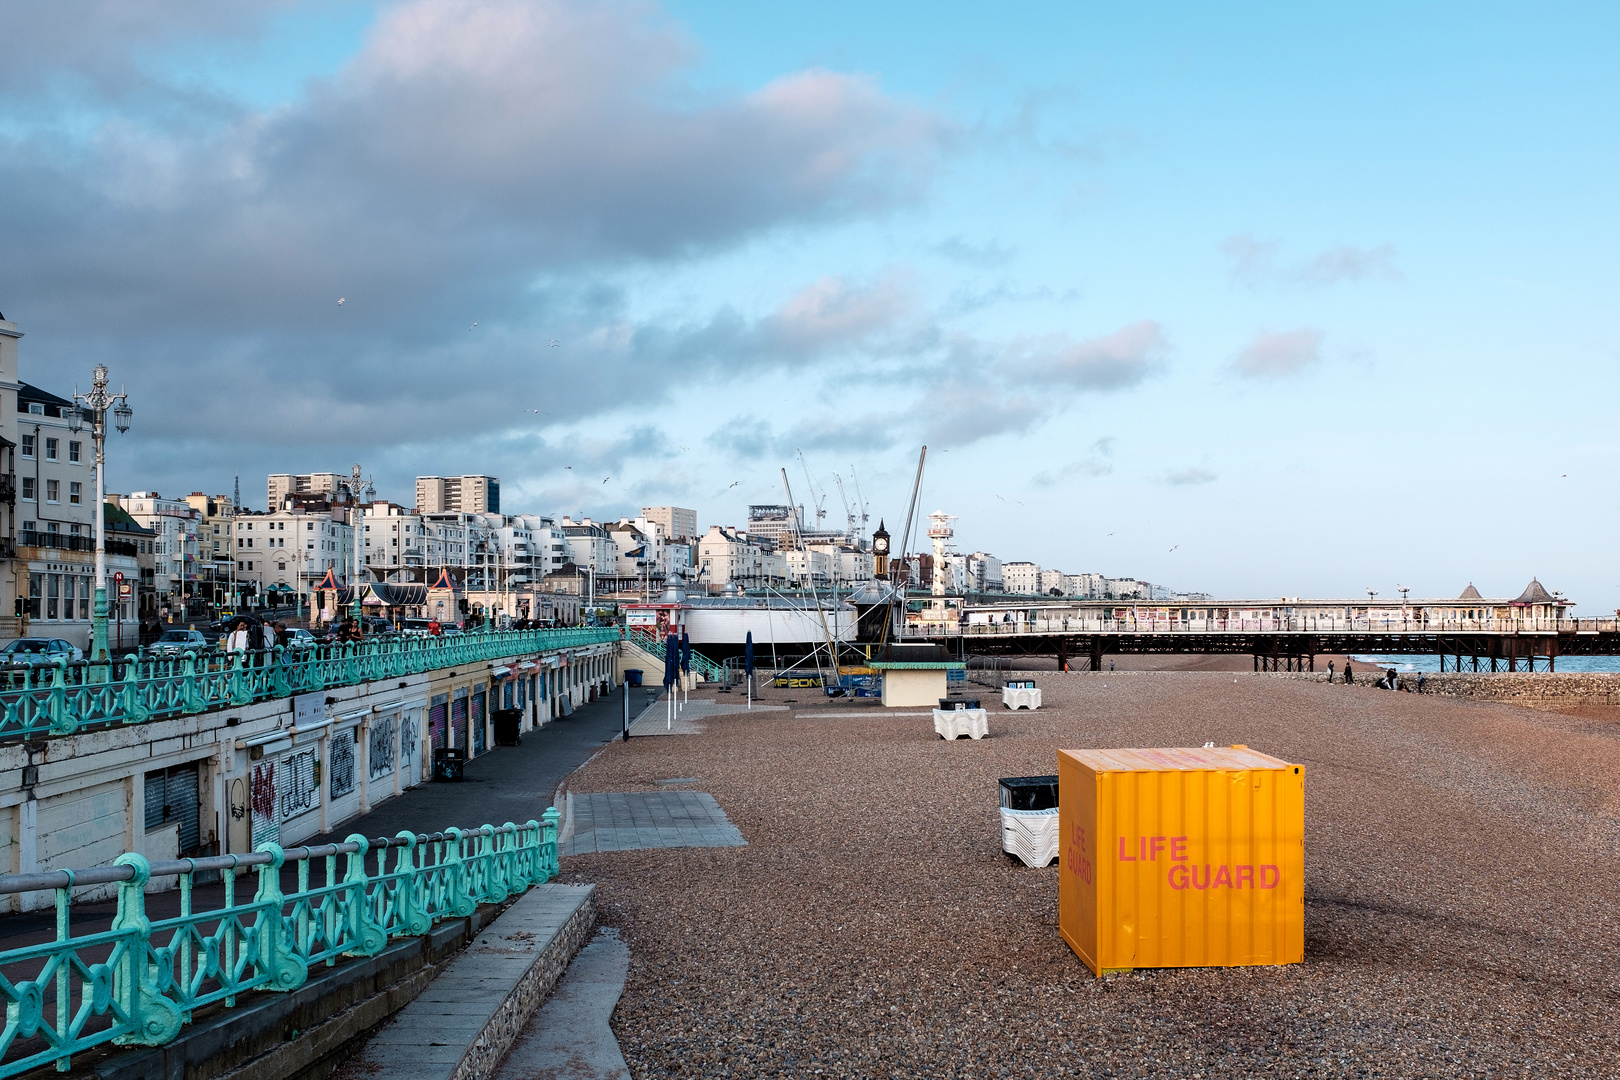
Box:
[1058,746,1304,975]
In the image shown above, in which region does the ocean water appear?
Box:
[1350,654,1620,674]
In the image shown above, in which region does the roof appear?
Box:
[17,381,74,415]
[1511,578,1558,605]
[1458,583,1483,600]
[1060,746,1296,773]
[104,502,156,536]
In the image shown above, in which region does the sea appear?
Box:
[1351,654,1620,674]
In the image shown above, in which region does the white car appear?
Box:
[0,638,85,665]
[282,628,319,650]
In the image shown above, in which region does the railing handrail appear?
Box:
[0,823,526,895]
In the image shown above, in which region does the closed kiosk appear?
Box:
[1058,746,1304,975]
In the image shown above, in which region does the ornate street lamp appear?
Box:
[68,365,133,663]
[336,464,375,631]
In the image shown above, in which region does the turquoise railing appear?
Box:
[0,812,559,1075]
[625,628,727,682]
[0,627,619,741]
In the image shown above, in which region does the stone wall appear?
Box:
[1270,670,1620,705]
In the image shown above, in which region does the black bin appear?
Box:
[939,697,982,711]
[625,669,643,687]
[433,747,467,782]
[493,708,522,747]
[999,775,1058,811]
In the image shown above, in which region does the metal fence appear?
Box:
[0,626,620,742]
[906,616,1620,637]
[0,812,559,1076]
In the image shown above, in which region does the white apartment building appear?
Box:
[267,473,344,507]
[640,506,697,543]
[967,551,1004,592]
[233,508,353,603]
[508,515,572,581]
[1002,561,1041,595]
[185,493,236,603]
[786,546,833,586]
[360,502,427,583]
[808,541,874,585]
[1065,572,1107,598]
[417,475,500,515]
[609,519,662,580]
[743,505,803,548]
[1105,577,1149,599]
[559,518,618,575]
[121,493,202,607]
[696,526,787,589]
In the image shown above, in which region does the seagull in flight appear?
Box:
[527,409,546,415]
[602,477,611,484]
[336,297,346,305]
[564,465,572,470]
[728,481,741,489]
[470,321,479,331]
[679,445,690,451]
[548,340,560,347]
[1169,545,1179,553]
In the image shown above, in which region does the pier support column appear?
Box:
[1090,636,1102,672]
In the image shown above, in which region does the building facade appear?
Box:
[1002,561,1041,595]
[640,505,697,543]
[416,475,500,515]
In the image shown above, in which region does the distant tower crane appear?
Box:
[796,449,828,530]
[832,472,857,542]
[849,465,871,544]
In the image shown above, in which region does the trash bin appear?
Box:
[493,708,522,747]
[999,775,1058,811]
[433,747,466,782]
[625,669,643,687]
[939,697,982,711]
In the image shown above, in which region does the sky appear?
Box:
[1,1,1616,606]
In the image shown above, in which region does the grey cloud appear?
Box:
[1163,467,1217,487]
[935,236,1016,267]
[707,413,897,461]
[1233,329,1323,379]
[1030,437,1115,486]
[1221,234,1398,287]
[1010,321,1167,391]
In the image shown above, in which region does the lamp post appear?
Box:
[336,464,376,631]
[67,365,133,663]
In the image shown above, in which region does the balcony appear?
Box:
[20,530,94,552]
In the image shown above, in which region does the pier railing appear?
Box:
[0,812,559,1076]
[624,627,727,682]
[0,626,619,743]
[906,616,1620,637]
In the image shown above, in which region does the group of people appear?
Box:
[1326,660,1425,692]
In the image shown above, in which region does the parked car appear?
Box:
[0,638,85,665]
[281,628,319,650]
[144,628,212,656]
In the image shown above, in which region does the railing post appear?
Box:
[47,658,76,735]
[389,831,433,937]
[181,651,204,714]
[272,646,291,698]
[479,825,509,904]
[341,835,388,956]
[442,827,477,917]
[252,844,310,992]
[542,807,560,880]
[229,651,252,707]
[120,662,151,723]
[110,853,184,1047]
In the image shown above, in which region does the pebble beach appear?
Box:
[558,672,1620,1078]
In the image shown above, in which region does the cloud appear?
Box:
[1031,437,1115,486]
[935,236,1016,267]
[1163,467,1217,487]
[1232,328,1324,379]
[1221,234,1398,287]
[1018,321,1167,390]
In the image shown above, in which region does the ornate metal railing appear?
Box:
[625,627,725,681]
[905,616,1620,637]
[0,812,558,1076]
[0,627,619,742]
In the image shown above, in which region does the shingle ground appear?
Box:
[558,672,1620,1078]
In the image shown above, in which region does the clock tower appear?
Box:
[871,520,890,580]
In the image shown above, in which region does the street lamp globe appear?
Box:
[65,406,85,434]
[114,401,132,433]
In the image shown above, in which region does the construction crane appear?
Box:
[831,472,857,543]
[849,465,871,544]
[796,449,828,530]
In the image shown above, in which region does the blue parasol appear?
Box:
[663,634,678,689]
[744,631,754,677]
[680,630,691,675]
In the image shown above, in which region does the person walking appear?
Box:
[1343,661,1354,685]
[1327,660,1335,683]
[224,618,251,657]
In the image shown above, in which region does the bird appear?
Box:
[336,297,346,305]
[564,466,572,470]
[1169,545,1179,553]
[602,477,611,484]
[1106,532,1115,537]
[470,321,479,331]
[548,340,560,347]
[728,481,741,489]
[995,495,1005,501]
[679,445,690,451]
[528,409,546,415]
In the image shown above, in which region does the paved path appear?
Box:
[561,791,746,855]
[626,696,785,737]
[312,684,666,843]
[494,928,631,1080]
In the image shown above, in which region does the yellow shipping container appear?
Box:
[1058,746,1304,975]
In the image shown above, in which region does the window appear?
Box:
[306,523,314,531]
[45,480,58,503]
[27,573,41,618]
[44,438,58,461]
[69,524,81,536]
[68,441,81,463]
[63,576,74,619]
[69,482,81,505]
[20,434,34,458]
[27,403,43,416]
[278,562,286,571]
[20,478,34,501]
[47,574,58,620]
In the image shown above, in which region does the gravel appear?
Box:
[557,672,1620,1078]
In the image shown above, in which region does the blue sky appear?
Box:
[1,1,1616,606]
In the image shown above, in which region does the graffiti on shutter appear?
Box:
[401,712,419,771]
[330,731,357,798]
[471,690,486,755]
[370,716,395,780]
[251,761,279,848]
[279,750,319,820]
[430,695,448,749]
